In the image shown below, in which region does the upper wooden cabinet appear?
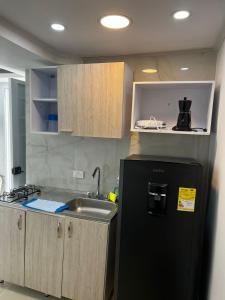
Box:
[58,62,133,138]
[57,65,74,133]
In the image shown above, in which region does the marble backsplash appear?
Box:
[26,49,216,194]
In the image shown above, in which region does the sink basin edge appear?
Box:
[61,197,118,222]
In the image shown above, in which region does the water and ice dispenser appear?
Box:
[147,182,168,215]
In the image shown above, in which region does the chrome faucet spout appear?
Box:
[92,167,101,199]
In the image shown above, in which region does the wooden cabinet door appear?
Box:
[62,217,109,300]
[58,62,128,138]
[73,62,125,138]
[62,217,80,300]
[58,65,75,132]
[25,212,64,298]
[0,206,25,286]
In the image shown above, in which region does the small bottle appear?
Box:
[48,114,58,132]
[114,176,120,196]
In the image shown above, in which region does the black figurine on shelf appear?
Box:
[172,97,192,131]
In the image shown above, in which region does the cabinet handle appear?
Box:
[60,129,73,133]
[57,221,62,238]
[68,222,72,238]
[17,215,22,230]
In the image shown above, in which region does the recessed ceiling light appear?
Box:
[142,68,158,74]
[180,67,190,71]
[51,23,65,32]
[100,15,130,29]
[173,10,191,20]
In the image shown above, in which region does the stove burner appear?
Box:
[0,184,41,203]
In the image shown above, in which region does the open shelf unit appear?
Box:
[30,67,58,134]
[131,81,215,135]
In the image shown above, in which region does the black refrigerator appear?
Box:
[115,155,206,300]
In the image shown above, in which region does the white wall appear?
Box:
[208,39,225,300]
[26,49,216,194]
[84,49,216,82]
[0,82,8,191]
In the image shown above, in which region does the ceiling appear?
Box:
[0,0,225,57]
[0,36,54,73]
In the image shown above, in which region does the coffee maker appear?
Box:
[173,97,192,131]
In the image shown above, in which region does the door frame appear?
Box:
[3,78,25,191]
[3,82,12,191]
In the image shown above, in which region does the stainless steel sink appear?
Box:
[62,198,118,222]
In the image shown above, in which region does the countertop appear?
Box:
[0,186,117,223]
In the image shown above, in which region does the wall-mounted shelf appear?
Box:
[30,67,58,134]
[33,98,57,103]
[131,81,215,135]
[31,131,59,136]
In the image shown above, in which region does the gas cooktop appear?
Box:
[0,185,41,203]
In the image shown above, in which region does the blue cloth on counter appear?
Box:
[22,198,69,213]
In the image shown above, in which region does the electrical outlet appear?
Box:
[72,170,85,179]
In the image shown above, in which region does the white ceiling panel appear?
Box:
[0,0,224,57]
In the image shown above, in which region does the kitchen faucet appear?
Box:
[92,167,101,199]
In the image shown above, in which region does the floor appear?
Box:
[0,282,114,300]
[0,282,61,300]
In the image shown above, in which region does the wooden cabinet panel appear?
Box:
[25,212,64,298]
[57,65,75,132]
[62,217,80,299]
[72,63,124,138]
[76,219,108,300]
[58,62,132,138]
[62,217,109,300]
[0,206,25,286]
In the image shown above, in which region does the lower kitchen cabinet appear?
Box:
[62,217,109,300]
[25,211,65,298]
[0,204,116,300]
[0,206,25,286]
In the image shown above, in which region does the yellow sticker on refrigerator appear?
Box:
[177,187,197,212]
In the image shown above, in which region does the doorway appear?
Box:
[0,78,26,192]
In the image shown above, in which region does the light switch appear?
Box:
[72,170,85,179]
